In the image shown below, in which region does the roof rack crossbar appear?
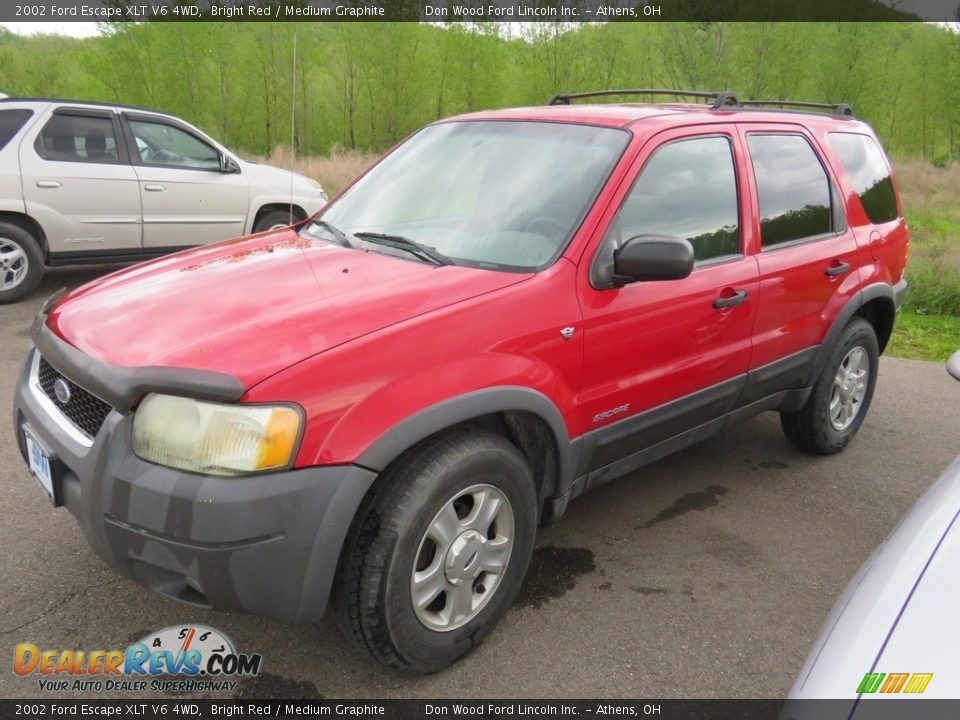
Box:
[740,99,854,117]
[548,89,740,110]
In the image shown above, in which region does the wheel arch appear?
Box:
[355,387,578,525]
[0,211,47,257]
[252,203,306,232]
[811,282,896,383]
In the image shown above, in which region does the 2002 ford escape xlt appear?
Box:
[14,90,908,673]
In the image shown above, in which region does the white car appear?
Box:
[0,97,327,302]
[786,350,960,712]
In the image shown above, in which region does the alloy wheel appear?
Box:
[411,484,515,632]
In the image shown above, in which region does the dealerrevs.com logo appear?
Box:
[13,625,262,694]
[857,672,933,695]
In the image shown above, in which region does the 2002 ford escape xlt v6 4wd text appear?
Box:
[14,90,908,673]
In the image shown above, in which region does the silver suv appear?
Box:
[0,98,328,303]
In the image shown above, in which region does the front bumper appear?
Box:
[13,346,377,624]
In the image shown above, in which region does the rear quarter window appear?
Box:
[827,132,899,224]
[0,109,33,151]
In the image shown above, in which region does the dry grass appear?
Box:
[260,146,380,196]
[892,158,960,316]
[894,158,960,216]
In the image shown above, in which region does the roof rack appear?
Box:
[546,89,855,118]
[547,89,740,110]
[0,96,176,116]
[740,99,854,117]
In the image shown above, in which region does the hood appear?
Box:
[48,230,530,388]
[241,158,316,193]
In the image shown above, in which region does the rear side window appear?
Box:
[35,113,121,164]
[0,109,33,151]
[827,132,898,224]
[747,134,834,248]
[619,136,740,262]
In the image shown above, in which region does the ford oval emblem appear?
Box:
[53,378,72,405]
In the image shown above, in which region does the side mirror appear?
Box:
[948,349,960,382]
[220,153,240,174]
[613,235,695,284]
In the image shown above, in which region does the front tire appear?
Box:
[780,317,879,454]
[0,222,44,304]
[253,209,298,233]
[333,428,537,674]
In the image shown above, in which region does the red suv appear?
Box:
[14,90,908,673]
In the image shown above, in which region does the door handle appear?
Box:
[144,184,166,192]
[713,289,748,309]
[825,261,851,277]
[36,180,62,189]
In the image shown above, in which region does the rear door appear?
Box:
[20,106,142,255]
[738,124,860,374]
[576,126,760,474]
[121,113,249,249]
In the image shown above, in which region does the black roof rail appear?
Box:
[740,99,854,117]
[547,89,740,110]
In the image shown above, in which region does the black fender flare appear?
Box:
[355,386,577,501]
[810,282,896,384]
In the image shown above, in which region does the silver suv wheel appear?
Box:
[0,238,29,291]
[411,483,515,632]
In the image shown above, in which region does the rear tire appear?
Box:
[333,428,537,674]
[0,222,44,304]
[780,317,879,454]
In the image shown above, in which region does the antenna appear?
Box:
[289,31,298,226]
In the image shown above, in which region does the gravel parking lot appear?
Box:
[2,267,958,700]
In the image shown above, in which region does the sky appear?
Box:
[2,22,102,37]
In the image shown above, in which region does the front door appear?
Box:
[122,113,249,249]
[577,128,759,474]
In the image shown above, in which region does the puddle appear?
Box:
[637,485,728,529]
[514,546,595,609]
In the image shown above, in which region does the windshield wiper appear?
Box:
[353,231,454,266]
[302,219,352,248]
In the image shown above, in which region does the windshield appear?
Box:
[310,121,629,271]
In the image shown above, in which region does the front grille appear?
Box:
[37,357,113,439]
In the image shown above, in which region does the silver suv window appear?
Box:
[0,109,33,150]
[35,113,121,164]
[127,119,220,171]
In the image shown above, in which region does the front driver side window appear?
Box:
[593,135,741,287]
[128,119,220,171]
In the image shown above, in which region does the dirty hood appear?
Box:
[47,230,530,388]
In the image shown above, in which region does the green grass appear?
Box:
[887,311,960,362]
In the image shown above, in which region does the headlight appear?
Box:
[306,177,327,199]
[132,394,302,476]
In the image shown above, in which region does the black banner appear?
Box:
[5,700,960,720]
[3,0,960,23]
